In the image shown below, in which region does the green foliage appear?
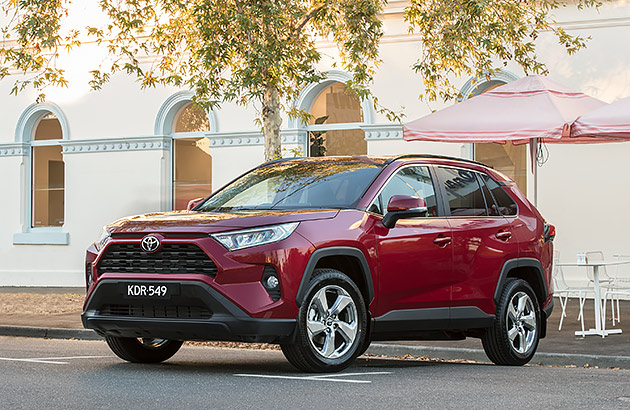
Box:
[405,0,602,101]
[0,0,77,101]
[282,146,305,158]
[0,0,603,153]
[309,115,328,157]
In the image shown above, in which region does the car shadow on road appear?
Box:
[94,350,492,376]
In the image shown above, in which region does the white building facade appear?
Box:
[1,1,630,286]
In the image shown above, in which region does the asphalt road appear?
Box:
[1,336,629,409]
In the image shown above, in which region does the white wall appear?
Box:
[0,150,168,286]
[1,0,630,286]
[211,145,266,190]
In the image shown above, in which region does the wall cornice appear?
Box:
[362,124,403,140]
[1,130,313,156]
[60,136,172,154]
[0,142,29,157]
[206,129,308,147]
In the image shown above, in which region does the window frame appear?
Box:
[165,97,215,211]
[13,104,69,245]
[434,165,517,219]
[365,164,446,218]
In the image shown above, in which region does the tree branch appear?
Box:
[289,2,326,41]
[234,0,253,45]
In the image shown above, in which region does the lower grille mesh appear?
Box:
[100,304,212,319]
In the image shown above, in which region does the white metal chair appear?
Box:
[603,289,630,330]
[585,251,615,284]
[553,252,591,332]
[603,255,630,326]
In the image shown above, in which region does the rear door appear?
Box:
[435,167,519,319]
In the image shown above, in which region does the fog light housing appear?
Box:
[85,262,92,290]
[262,266,281,302]
[266,275,279,289]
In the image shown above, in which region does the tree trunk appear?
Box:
[262,84,282,161]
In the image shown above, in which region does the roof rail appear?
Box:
[259,156,305,167]
[385,154,486,166]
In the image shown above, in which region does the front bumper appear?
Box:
[82,279,296,343]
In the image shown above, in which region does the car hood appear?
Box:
[107,209,339,234]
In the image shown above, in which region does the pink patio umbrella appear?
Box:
[402,75,610,205]
[403,75,607,144]
[569,97,630,140]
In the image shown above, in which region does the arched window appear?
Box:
[303,80,367,157]
[463,73,527,193]
[32,113,65,227]
[172,102,213,210]
[173,102,211,133]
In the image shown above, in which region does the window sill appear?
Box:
[13,230,70,245]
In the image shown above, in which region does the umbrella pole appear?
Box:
[530,138,538,206]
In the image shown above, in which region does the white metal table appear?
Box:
[557,261,629,337]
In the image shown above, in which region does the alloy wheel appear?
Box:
[505,291,537,355]
[306,284,358,359]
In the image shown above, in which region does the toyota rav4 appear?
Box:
[82,155,555,372]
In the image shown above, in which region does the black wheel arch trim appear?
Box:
[295,247,375,307]
[494,258,549,306]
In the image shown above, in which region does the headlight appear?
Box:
[94,227,111,251]
[211,222,299,251]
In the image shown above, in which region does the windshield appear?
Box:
[197,160,383,212]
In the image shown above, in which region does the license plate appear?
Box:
[122,283,177,299]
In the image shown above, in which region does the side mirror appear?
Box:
[382,195,428,229]
[186,197,205,211]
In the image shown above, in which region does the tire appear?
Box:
[357,335,372,357]
[281,269,367,373]
[482,279,541,366]
[105,336,183,363]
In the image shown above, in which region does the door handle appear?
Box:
[433,235,452,247]
[496,231,512,241]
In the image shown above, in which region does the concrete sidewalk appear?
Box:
[1,287,629,368]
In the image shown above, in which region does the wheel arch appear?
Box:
[494,258,548,307]
[494,258,549,338]
[295,247,375,307]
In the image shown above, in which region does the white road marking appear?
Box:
[235,371,392,384]
[310,371,391,378]
[31,356,110,361]
[0,355,110,365]
[0,358,68,364]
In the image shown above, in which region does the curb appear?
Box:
[0,326,102,341]
[366,343,630,369]
[2,326,629,369]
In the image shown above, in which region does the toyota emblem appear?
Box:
[141,235,161,253]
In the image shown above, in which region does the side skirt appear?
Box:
[370,306,494,341]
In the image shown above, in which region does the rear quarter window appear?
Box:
[481,174,518,216]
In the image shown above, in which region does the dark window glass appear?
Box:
[369,166,437,216]
[197,160,382,211]
[481,174,518,216]
[479,175,500,216]
[437,167,487,216]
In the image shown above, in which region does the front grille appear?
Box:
[100,304,212,319]
[97,243,218,277]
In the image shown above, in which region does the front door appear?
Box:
[370,165,453,320]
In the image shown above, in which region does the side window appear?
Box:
[481,174,518,216]
[368,166,438,216]
[479,174,500,216]
[436,167,487,216]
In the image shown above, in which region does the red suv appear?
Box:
[82,155,555,372]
